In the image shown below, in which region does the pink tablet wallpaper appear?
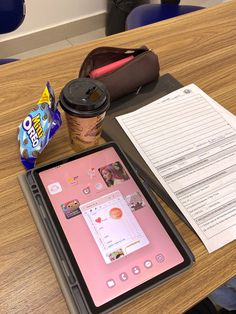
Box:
[39,147,183,306]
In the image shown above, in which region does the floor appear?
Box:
[10,0,225,60]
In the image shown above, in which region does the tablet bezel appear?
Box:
[32,142,193,313]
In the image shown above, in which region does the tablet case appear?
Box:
[18,174,82,314]
[18,163,194,314]
[102,73,191,227]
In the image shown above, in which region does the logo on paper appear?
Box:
[48,182,62,195]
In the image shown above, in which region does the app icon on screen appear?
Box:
[126,192,145,211]
[119,272,128,281]
[132,266,141,275]
[144,260,152,268]
[66,176,79,186]
[99,161,129,187]
[88,168,96,179]
[108,249,125,261]
[106,279,116,288]
[83,186,91,195]
[48,182,62,195]
[95,182,103,190]
[156,253,165,263]
[61,199,81,219]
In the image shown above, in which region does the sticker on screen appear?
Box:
[81,190,149,264]
[99,161,129,187]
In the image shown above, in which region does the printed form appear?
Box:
[116,84,236,252]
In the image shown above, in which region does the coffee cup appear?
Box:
[59,78,110,151]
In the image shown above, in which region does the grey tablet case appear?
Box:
[18,165,194,314]
[102,73,190,226]
[18,173,85,314]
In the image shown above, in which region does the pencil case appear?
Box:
[79,46,160,101]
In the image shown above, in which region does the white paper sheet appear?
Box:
[116,84,236,252]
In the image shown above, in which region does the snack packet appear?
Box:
[18,82,62,170]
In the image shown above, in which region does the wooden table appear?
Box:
[1,2,236,313]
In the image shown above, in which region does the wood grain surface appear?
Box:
[0,2,236,313]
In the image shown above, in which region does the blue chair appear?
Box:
[0,0,25,34]
[0,58,19,65]
[126,3,203,30]
[0,0,26,64]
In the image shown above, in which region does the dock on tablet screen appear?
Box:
[81,190,149,264]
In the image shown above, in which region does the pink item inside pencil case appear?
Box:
[89,55,134,78]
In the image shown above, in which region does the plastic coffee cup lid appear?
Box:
[59,78,110,118]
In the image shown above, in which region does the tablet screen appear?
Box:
[34,144,191,312]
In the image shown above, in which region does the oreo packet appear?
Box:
[18,82,62,170]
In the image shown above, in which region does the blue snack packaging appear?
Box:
[18,82,62,170]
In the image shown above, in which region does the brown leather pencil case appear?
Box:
[79,46,160,101]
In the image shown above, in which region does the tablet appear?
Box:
[30,142,194,313]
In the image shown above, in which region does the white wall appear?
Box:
[1,0,225,42]
[0,0,106,41]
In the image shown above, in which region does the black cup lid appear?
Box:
[59,78,110,117]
